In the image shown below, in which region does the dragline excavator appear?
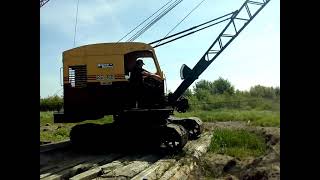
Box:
[53,0,271,153]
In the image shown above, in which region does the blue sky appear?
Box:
[40,0,279,98]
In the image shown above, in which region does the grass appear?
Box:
[40,111,113,143]
[40,108,280,142]
[40,111,54,126]
[40,126,70,142]
[174,109,280,127]
[209,128,267,158]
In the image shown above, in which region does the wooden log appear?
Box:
[131,159,176,180]
[41,154,120,180]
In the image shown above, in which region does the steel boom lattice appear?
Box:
[40,0,50,8]
[170,0,271,103]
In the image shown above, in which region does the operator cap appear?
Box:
[136,59,145,65]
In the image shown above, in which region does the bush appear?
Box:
[40,95,63,111]
[249,85,279,99]
[185,78,279,112]
[211,77,235,95]
[193,77,235,96]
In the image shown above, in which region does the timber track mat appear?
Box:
[40,122,280,180]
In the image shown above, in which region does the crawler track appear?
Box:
[40,131,213,180]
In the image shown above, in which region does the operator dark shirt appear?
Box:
[130,66,145,88]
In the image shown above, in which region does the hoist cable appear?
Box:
[127,0,182,42]
[149,11,235,48]
[117,0,175,42]
[155,0,207,46]
[73,0,80,47]
[127,0,183,42]
[152,17,231,48]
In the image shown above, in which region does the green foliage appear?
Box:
[40,111,54,126]
[41,127,70,142]
[194,80,213,93]
[209,129,267,158]
[40,111,113,142]
[183,88,193,97]
[249,85,279,99]
[193,77,235,96]
[40,95,63,111]
[184,78,279,112]
[211,77,235,95]
[194,89,211,101]
[275,86,280,96]
[175,110,280,127]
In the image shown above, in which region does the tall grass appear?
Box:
[209,128,267,158]
[40,95,63,111]
[175,109,279,127]
[40,112,113,142]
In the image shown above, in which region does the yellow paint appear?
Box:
[62,42,164,85]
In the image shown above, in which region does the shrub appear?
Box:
[40,95,63,111]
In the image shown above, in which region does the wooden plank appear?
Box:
[70,161,124,180]
[41,154,120,180]
[158,163,181,180]
[40,156,98,178]
[41,150,82,173]
[102,154,161,178]
[170,161,196,180]
[131,159,176,180]
[69,154,144,180]
[40,140,71,153]
[183,132,213,159]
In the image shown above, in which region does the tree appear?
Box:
[193,80,212,93]
[193,80,213,100]
[274,86,280,96]
[249,85,276,99]
[40,95,63,111]
[183,88,193,97]
[211,77,235,95]
[194,89,211,101]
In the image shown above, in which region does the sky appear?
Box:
[40,0,280,98]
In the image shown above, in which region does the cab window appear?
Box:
[124,50,158,75]
[137,57,157,73]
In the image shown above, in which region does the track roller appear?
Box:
[168,116,203,140]
[159,123,188,153]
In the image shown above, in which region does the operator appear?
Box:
[131,59,162,82]
[129,59,162,107]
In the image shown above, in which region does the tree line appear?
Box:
[40,95,63,111]
[182,77,280,111]
[40,77,280,112]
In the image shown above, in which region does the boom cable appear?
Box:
[155,0,207,46]
[73,0,80,47]
[53,88,64,97]
[149,11,235,48]
[126,0,183,42]
[117,0,175,42]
